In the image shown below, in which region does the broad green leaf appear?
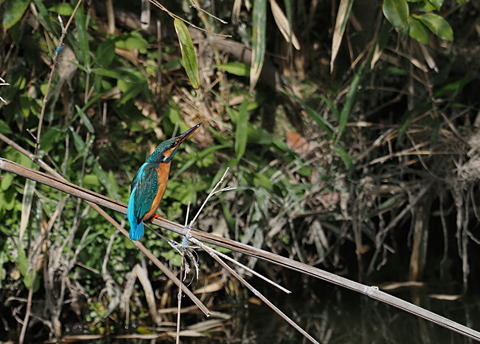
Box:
[235,101,249,160]
[173,19,200,89]
[70,128,86,155]
[217,62,250,76]
[382,0,409,29]
[95,39,115,67]
[83,174,100,189]
[427,0,444,10]
[415,13,453,41]
[115,32,148,53]
[3,0,30,29]
[40,126,63,153]
[410,1,436,12]
[74,4,90,66]
[48,3,73,15]
[0,189,15,211]
[1,173,14,191]
[250,0,267,90]
[409,17,430,44]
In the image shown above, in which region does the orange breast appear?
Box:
[142,163,171,220]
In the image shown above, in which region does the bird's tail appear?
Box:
[129,219,144,241]
[127,191,144,241]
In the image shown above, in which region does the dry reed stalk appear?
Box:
[1,156,480,342]
[0,134,210,321]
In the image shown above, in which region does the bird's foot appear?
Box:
[149,214,163,221]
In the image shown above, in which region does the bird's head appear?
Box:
[147,123,202,163]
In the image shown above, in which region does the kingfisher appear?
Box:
[127,123,202,241]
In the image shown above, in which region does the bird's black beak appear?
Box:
[173,123,202,147]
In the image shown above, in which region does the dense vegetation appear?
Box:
[1,0,479,342]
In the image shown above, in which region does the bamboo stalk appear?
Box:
[1,157,480,342]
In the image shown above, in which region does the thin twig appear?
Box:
[148,0,230,37]
[189,236,318,344]
[18,273,36,344]
[189,168,235,227]
[34,0,83,156]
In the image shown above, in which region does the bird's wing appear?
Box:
[130,163,159,220]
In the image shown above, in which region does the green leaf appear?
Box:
[91,68,123,79]
[285,91,334,139]
[70,128,86,155]
[93,163,120,199]
[336,62,367,143]
[16,245,39,291]
[409,17,430,44]
[40,126,63,153]
[250,0,267,90]
[382,0,409,29]
[0,120,12,134]
[1,173,14,191]
[31,0,53,32]
[414,13,453,41]
[115,32,149,53]
[95,39,115,67]
[0,188,15,211]
[335,145,352,169]
[3,0,30,29]
[254,173,273,191]
[74,4,90,66]
[217,62,250,76]
[48,2,73,15]
[83,174,100,189]
[235,101,249,160]
[173,19,200,89]
[427,0,444,10]
[75,105,95,133]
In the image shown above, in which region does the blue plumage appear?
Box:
[127,163,159,240]
[127,188,144,240]
[127,123,202,241]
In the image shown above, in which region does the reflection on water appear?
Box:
[246,279,480,344]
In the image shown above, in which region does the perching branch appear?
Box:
[1,156,480,342]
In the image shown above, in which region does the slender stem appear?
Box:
[35,0,84,156]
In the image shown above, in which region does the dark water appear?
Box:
[249,282,480,344]
[3,272,479,343]
[51,281,480,343]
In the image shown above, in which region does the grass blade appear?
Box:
[174,19,200,89]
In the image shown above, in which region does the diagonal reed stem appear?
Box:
[1,156,480,342]
[0,135,209,317]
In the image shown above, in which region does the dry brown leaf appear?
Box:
[286,130,312,156]
[269,0,300,50]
